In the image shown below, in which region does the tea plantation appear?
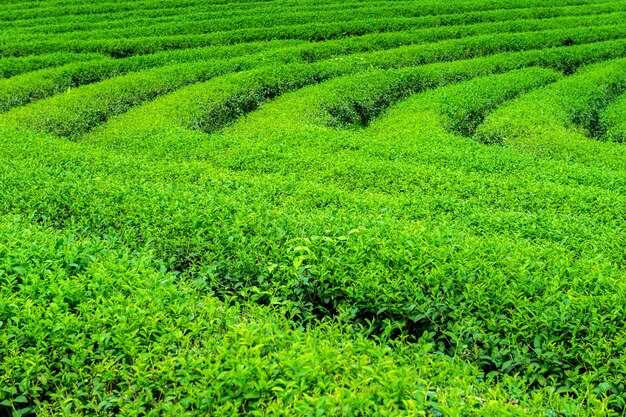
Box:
[1,0,626,415]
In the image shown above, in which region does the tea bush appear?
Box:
[600,93,626,143]
[475,57,626,160]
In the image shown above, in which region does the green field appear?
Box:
[1,0,626,415]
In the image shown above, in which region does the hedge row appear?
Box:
[72,37,626,152]
[5,16,625,114]
[0,40,303,113]
[475,57,626,148]
[600,92,626,142]
[5,25,626,138]
[3,8,626,57]
[312,38,626,128]
[5,1,625,44]
[0,52,103,79]
[373,67,563,136]
[0,0,610,25]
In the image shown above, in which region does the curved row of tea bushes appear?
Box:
[0,0,612,26]
[6,0,626,40]
[0,62,360,139]
[301,39,626,128]
[5,17,625,115]
[0,40,304,113]
[78,38,626,153]
[4,8,626,57]
[3,63,249,139]
[475,57,626,162]
[6,25,626,139]
[394,67,565,136]
[5,1,625,45]
[600,93,626,142]
[0,52,103,79]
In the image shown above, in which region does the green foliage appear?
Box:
[2,0,626,415]
[5,214,610,416]
[397,67,563,136]
[475,57,626,162]
[0,40,302,113]
[601,93,626,143]
[0,52,103,79]
[3,3,626,57]
[6,29,626,140]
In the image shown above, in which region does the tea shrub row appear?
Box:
[5,25,626,138]
[600,93,626,143]
[3,7,625,57]
[5,1,625,45]
[5,0,624,41]
[476,57,626,149]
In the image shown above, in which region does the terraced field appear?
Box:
[1,0,626,415]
